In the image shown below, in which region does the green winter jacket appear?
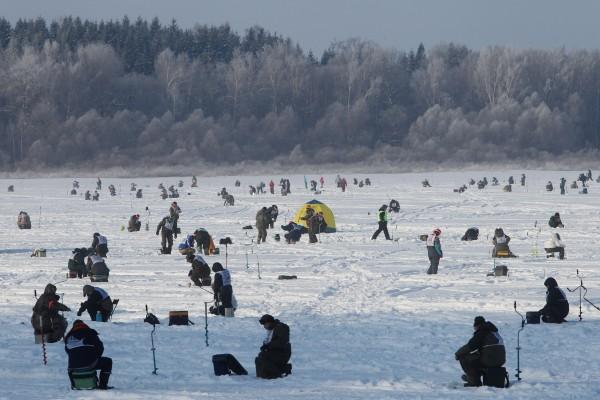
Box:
[377,210,389,223]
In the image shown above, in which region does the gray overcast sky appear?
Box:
[1,0,599,54]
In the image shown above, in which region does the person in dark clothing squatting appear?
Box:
[31,283,71,342]
[78,285,113,322]
[538,277,569,323]
[255,314,292,379]
[186,253,211,287]
[65,319,113,389]
[455,316,506,387]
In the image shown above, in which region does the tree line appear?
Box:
[1,16,599,170]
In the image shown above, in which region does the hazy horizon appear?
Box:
[1,0,599,54]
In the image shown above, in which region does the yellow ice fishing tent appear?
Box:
[293,200,336,233]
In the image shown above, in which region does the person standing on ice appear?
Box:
[156,216,175,254]
[455,316,506,387]
[560,178,566,195]
[371,204,391,240]
[255,314,292,379]
[538,277,569,323]
[91,233,109,257]
[256,207,270,243]
[426,228,443,274]
[320,176,325,188]
[169,201,181,235]
[269,180,275,194]
[65,319,113,389]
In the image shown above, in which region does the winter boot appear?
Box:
[98,372,111,389]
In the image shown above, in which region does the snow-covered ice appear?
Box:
[1,171,600,399]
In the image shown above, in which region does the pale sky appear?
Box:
[1,0,599,54]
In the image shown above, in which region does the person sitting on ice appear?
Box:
[255,314,292,379]
[78,285,113,322]
[91,233,109,257]
[31,284,71,343]
[538,277,569,323]
[544,233,565,260]
[492,228,515,258]
[548,212,564,229]
[17,211,32,229]
[65,319,113,390]
[69,248,90,278]
[455,316,506,387]
[127,214,141,232]
[186,253,211,287]
[178,234,196,255]
[86,254,110,282]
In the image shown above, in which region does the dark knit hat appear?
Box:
[212,262,224,272]
[259,314,275,325]
[473,316,486,327]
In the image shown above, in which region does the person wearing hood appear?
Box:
[91,233,109,257]
[544,233,565,259]
[307,211,327,244]
[156,216,175,254]
[31,284,71,343]
[211,263,233,315]
[426,228,443,274]
[77,285,113,322]
[186,253,211,287]
[255,314,292,379]
[539,278,569,323]
[455,316,506,387]
[492,228,513,257]
[548,213,564,229]
[256,207,271,243]
[127,214,141,232]
[65,320,112,390]
[371,204,391,240]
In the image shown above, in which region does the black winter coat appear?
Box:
[540,286,569,319]
[31,293,69,333]
[64,325,104,369]
[548,215,563,228]
[79,289,113,315]
[455,322,506,367]
[261,320,292,364]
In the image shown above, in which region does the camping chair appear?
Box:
[109,299,119,320]
[70,369,97,390]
